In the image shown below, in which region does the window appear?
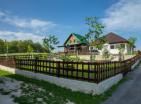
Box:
[69,46,74,50]
[115,44,120,48]
[121,44,125,49]
[89,46,93,50]
[110,45,114,49]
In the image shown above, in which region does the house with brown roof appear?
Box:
[90,32,134,55]
[63,32,134,55]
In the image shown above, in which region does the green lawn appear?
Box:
[0,69,128,104]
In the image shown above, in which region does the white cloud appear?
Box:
[0,11,6,16]
[0,10,57,43]
[0,11,56,32]
[102,0,141,31]
[6,18,56,30]
[0,30,44,42]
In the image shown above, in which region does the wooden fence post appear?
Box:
[123,61,126,75]
[34,57,38,73]
[13,56,16,68]
[57,61,60,77]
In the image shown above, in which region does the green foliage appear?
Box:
[117,45,125,61]
[46,53,56,60]
[27,45,34,53]
[85,17,105,61]
[0,39,6,53]
[60,55,72,61]
[70,56,82,62]
[0,39,47,54]
[85,17,105,44]
[128,37,136,47]
[117,45,124,53]
[43,35,59,53]
[60,55,83,62]
[90,55,96,61]
[8,41,19,53]
[33,42,46,53]
[127,37,136,55]
[102,48,110,60]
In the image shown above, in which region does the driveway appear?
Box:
[102,64,141,104]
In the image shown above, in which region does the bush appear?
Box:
[60,55,83,62]
[60,55,72,61]
[69,56,82,62]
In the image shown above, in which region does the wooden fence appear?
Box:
[0,53,141,83]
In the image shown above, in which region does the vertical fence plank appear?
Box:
[76,62,79,78]
[57,61,60,77]
[88,63,90,81]
[34,57,38,73]
[82,63,84,79]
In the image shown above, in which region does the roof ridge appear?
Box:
[64,33,88,45]
[106,32,127,39]
[105,32,128,44]
[72,33,85,37]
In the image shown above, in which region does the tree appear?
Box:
[17,40,27,53]
[8,40,19,53]
[27,45,34,53]
[85,17,105,61]
[0,39,46,53]
[117,45,125,61]
[33,42,47,53]
[128,37,136,54]
[0,39,6,53]
[102,47,110,60]
[43,35,59,53]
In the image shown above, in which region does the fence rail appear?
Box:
[0,53,141,83]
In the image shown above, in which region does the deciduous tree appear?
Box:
[85,17,105,61]
[128,37,136,54]
[43,35,59,53]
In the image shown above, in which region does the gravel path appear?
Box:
[0,77,21,104]
[103,65,141,104]
[0,94,17,104]
[0,76,75,104]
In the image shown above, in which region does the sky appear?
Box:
[0,0,141,51]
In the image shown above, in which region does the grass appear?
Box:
[0,69,128,104]
[0,89,11,95]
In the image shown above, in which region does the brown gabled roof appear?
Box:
[90,32,129,46]
[105,32,128,44]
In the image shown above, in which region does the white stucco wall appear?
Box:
[105,43,129,54]
[102,43,119,55]
[96,43,131,55]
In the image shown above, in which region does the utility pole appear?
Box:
[5,40,9,59]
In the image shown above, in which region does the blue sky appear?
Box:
[0,0,141,51]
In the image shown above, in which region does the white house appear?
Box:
[90,32,134,55]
